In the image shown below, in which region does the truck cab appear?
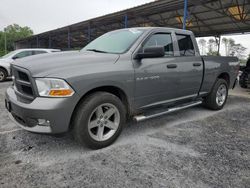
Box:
[131,28,203,109]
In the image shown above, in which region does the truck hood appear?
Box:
[13,51,120,78]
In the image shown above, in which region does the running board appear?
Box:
[134,100,202,122]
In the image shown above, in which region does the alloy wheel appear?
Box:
[88,103,120,142]
[216,84,227,106]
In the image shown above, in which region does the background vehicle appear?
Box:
[239,59,250,88]
[0,48,61,82]
[5,27,239,149]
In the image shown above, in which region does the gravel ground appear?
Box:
[0,81,249,188]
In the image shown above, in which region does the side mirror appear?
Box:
[135,46,165,59]
[12,56,19,60]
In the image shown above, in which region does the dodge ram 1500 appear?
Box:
[5,27,239,149]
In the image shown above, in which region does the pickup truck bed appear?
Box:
[201,56,239,94]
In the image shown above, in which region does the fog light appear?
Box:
[38,119,50,126]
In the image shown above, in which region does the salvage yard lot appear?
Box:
[0,81,249,188]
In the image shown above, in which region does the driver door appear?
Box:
[133,32,180,109]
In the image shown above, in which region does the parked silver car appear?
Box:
[0,48,61,82]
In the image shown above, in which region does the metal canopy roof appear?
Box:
[15,0,250,50]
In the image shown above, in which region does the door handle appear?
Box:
[167,64,177,69]
[193,63,201,67]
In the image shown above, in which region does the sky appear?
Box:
[0,0,250,57]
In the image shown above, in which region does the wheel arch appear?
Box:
[0,66,8,75]
[69,85,131,131]
[217,72,230,87]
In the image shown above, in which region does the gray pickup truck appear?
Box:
[5,27,239,149]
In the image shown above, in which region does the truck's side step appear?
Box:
[134,100,203,122]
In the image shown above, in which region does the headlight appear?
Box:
[35,78,74,97]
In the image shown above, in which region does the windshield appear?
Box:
[81,29,144,54]
[1,50,17,59]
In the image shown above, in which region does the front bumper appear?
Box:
[5,87,80,134]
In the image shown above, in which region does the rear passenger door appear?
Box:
[173,33,203,99]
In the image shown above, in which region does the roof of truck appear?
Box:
[13,48,61,52]
[121,27,194,33]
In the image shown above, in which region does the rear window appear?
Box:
[33,50,47,55]
[13,51,33,59]
[176,34,195,56]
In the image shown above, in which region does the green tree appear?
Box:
[230,43,247,59]
[222,37,246,59]
[207,51,221,56]
[222,38,229,56]
[207,38,219,56]
[198,39,206,55]
[0,24,33,56]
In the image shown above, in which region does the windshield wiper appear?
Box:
[86,49,108,53]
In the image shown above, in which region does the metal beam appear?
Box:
[36,36,39,48]
[216,35,221,55]
[13,0,250,49]
[88,24,91,42]
[183,0,188,29]
[124,14,128,28]
[67,28,71,49]
[49,34,52,48]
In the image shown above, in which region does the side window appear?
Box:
[143,33,174,56]
[33,50,47,55]
[13,51,33,59]
[176,34,195,56]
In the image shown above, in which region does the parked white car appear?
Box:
[0,48,61,82]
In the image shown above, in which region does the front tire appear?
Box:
[0,68,7,82]
[203,79,228,110]
[72,92,126,149]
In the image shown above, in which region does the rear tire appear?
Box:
[240,83,247,89]
[239,73,248,88]
[72,92,126,149]
[0,68,7,82]
[203,79,228,110]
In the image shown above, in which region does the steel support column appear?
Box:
[183,0,188,29]
[49,34,52,48]
[217,35,221,56]
[36,36,39,48]
[68,28,71,49]
[88,24,91,42]
[124,14,128,28]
